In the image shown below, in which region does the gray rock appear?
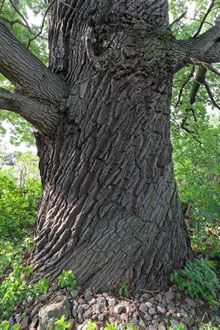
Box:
[148,308,156,315]
[167,303,176,312]
[170,319,180,327]
[29,317,38,329]
[82,304,90,310]
[142,293,151,301]
[89,298,96,305]
[148,326,157,330]
[162,297,167,306]
[139,303,148,313]
[72,306,77,318]
[139,319,146,328]
[165,291,174,301]
[72,290,79,297]
[182,316,194,327]
[37,296,71,330]
[145,302,153,308]
[109,298,117,307]
[156,294,162,303]
[176,293,182,300]
[55,291,63,297]
[157,304,166,314]
[98,314,105,321]
[8,316,14,328]
[126,306,131,313]
[19,317,29,330]
[30,303,44,318]
[185,297,196,308]
[144,313,152,321]
[78,313,84,323]
[114,305,124,314]
[120,313,128,323]
[97,296,107,308]
[180,308,188,316]
[15,314,22,323]
[84,291,92,302]
[40,294,48,302]
[84,309,92,319]
[78,305,84,314]
[91,314,98,321]
[27,296,34,304]
[191,308,196,316]
[215,315,220,323]
[158,322,166,330]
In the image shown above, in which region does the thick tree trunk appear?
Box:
[30,0,193,291]
[33,73,192,291]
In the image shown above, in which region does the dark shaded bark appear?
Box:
[1,0,220,291]
[31,0,193,291]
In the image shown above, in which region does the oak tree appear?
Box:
[0,0,219,290]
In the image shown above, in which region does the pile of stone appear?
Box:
[5,284,219,329]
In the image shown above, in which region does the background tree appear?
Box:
[0,0,219,291]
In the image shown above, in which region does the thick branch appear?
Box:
[179,24,220,65]
[0,87,60,135]
[0,22,67,103]
[190,66,207,104]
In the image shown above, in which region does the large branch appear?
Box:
[0,22,67,103]
[0,87,60,135]
[179,23,220,64]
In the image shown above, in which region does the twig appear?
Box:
[27,0,56,48]
[204,82,220,110]
[170,11,187,28]
[193,0,215,37]
[9,0,32,33]
[10,19,34,34]
[175,65,195,108]
[190,60,220,77]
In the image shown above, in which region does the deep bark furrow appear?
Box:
[32,66,192,290]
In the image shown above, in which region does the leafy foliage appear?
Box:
[83,322,137,330]
[0,239,50,320]
[118,280,129,297]
[54,315,71,330]
[0,320,20,330]
[57,270,77,292]
[171,259,220,308]
[0,164,41,238]
[199,321,219,330]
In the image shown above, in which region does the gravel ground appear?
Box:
[6,283,220,329]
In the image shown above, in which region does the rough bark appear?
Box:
[32,0,192,291]
[0,0,220,291]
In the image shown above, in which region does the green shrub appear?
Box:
[0,239,50,319]
[118,280,129,297]
[171,259,220,308]
[54,315,70,330]
[172,125,220,254]
[57,270,77,292]
[0,320,20,330]
[0,168,41,238]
